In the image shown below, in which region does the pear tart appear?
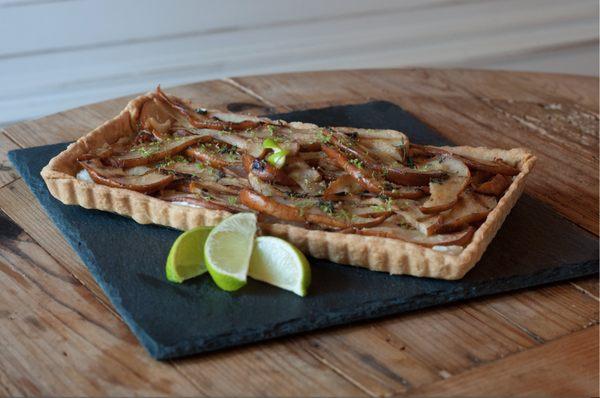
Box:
[42,88,536,279]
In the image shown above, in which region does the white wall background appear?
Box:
[0,0,598,126]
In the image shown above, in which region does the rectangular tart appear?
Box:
[41,88,536,280]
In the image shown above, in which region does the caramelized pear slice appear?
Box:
[323,174,363,199]
[393,200,443,236]
[109,135,202,168]
[79,159,174,193]
[411,144,519,176]
[158,190,245,212]
[357,224,475,247]
[322,144,426,199]
[436,191,497,233]
[242,154,297,186]
[239,189,390,229]
[420,156,470,214]
[158,159,221,181]
[285,158,326,196]
[474,174,512,196]
[385,165,447,186]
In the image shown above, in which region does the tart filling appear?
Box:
[71,87,524,251]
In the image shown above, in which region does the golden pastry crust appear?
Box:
[41,92,536,280]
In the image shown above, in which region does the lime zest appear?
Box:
[165,226,212,283]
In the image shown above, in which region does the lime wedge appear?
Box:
[249,236,311,296]
[166,226,212,283]
[204,213,257,291]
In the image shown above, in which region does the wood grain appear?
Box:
[1,69,598,396]
[0,208,364,396]
[0,210,200,396]
[409,325,599,397]
[0,131,19,188]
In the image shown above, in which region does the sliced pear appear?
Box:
[411,144,519,176]
[159,190,245,212]
[322,144,426,199]
[239,189,390,229]
[242,154,297,186]
[393,200,442,236]
[79,159,174,193]
[357,224,474,247]
[323,174,363,199]
[420,156,470,214]
[158,159,221,181]
[437,191,497,233]
[474,174,512,196]
[109,135,202,168]
[285,158,325,196]
[185,141,241,168]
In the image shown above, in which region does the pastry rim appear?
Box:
[41,92,537,280]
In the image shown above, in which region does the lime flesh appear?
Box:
[249,236,311,296]
[166,226,212,283]
[204,213,257,291]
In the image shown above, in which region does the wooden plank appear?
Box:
[171,341,366,397]
[0,210,202,396]
[295,281,599,396]
[482,284,599,342]
[297,301,538,396]
[0,0,597,124]
[409,325,599,397]
[0,179,114,312]
[0,131,20,187]
[572,276,599,299]
[0,207,364,396]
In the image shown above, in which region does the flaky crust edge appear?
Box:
[41,92,536,280]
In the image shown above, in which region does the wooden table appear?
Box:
[0,69,598,397]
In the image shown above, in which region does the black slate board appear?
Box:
[9,101,598,360]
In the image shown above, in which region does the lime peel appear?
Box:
[165,226,212,283]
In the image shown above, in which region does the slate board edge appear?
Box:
[154,259,596,359]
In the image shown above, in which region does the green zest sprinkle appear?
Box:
[335,209,353,222]
[227,196,238,205]
[317,128,332,143]
[267,125,276,136]
[295,199,317,208]
[349,158,364,169]
[317,199,335,215]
